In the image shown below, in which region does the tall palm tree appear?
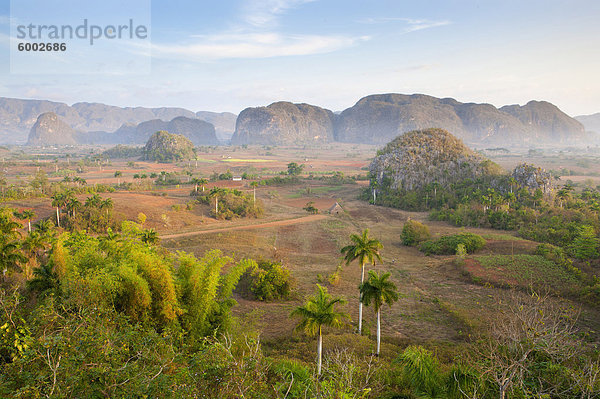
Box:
[199,177,208,193]
[65,197,81,218]
[100,198,114,217]
[290,285,348,376]
[359,270,399,355]
[51,192,67,227]
[21,209,35,233]
[340,229,383,334]
[250,181,259,204]
[114,170,122,185]
[0,240,26,279]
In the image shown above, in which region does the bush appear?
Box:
[419,233,486,255]
[237,259,292,301]
[401,220,431,246]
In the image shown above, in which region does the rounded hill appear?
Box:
[370,128,503,191]
[142,130,195,162]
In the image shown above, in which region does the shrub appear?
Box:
[401,220,431,246]
[237,259,292,301]
[419,233,486,255]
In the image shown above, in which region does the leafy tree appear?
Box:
[340,229,383,334]
[303,201,319,214]
[114,170,122,185]
[290,285,348,376]
[401,220,431,246]
[571,225,599,260]
[287,162,304,176]
[359,270,398,355]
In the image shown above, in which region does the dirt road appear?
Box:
[160,214,328,239]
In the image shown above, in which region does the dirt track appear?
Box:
[160,214,328,239]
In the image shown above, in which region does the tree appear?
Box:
[571,225,599,260]
[359,270,398,355]
[140,228,159,245]
[290,285,348,376]
[50,192,68,227]
[0,241,26,279]
[303,201,319,214]
[340,229,383,334]
[475,292,580,399]
[21,210,35,233]
[100,198,114,217]
[199,178,208,193]
[250,181,259,204]
[287,162,304,176]
[114,171,122,185]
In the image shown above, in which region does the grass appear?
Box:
[481,233,525,241]
[287,186,345,198]
[470,254,580,290]
[221,158,275,163]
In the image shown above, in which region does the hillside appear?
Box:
[142,130,195,162]
[336,94,585,146]
[369,128,502,191]
[195,111,237,141]
[106,116,218,146]
[575,112,600,133]
[231,102,335,146]
[27,112,77,146]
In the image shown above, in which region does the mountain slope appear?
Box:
[575,112,600,133]
[27,112,77,146]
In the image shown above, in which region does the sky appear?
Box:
[0,0,599,116]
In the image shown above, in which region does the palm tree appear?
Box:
[199,177,208,192]
[340,229,383,334]
[100,198,114,217]
[0,240,26,279]
[65,197,81,217]
[114,170,122,185]
[140,228,159,245]
[21,209,35,233]
[290,285,348,376]
[250,181,259,204]
[209,187,226,215]
[359,270,399,355]
[51,192,67,227]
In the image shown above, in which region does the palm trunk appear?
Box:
[317,327,323,376]
[215,197,218,214]
[27,220,31,233]
[376,308,381,355]
[253,187,256,204]
[56,207,60,227]
[358,263,365,334]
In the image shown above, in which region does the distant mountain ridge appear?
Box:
[233,94,587,147]
[0,97,237,144]
[335,94,585,146]
[575,113,600,134]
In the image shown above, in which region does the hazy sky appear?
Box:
[1,0,599,116]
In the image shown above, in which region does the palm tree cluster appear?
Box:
[292,229,399,375]
[51,191,114,233]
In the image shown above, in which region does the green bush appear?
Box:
[237,259,292,301]
[401,220,431,246]
[419,233,486,255]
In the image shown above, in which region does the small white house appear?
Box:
[232,176,243,181]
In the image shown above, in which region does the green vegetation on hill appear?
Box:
[142,130,195,162]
